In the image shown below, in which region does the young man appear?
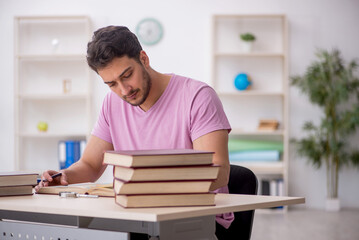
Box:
[36,26,234,237]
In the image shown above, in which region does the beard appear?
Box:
[123,65,152,107]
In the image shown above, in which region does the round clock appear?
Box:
[136,18,163,46]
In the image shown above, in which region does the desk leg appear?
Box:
[146,215,217,240]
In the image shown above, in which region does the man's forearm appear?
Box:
[209,164,230,191]
[63,159,105,184]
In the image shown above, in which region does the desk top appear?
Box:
[0,193,304,222]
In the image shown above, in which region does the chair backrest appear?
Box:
[215,164,258,240]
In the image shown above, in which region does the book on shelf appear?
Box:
[229,150,280,162]
[37,183,114,197]
[0,172,38,187]
[261,180,270,196]
[115,193,216,208]
[104,149,214,167]
[113,178,213,195]
[261,179,284,196]
[228,139,283,153]
[257,119,279,131]
[0,185,33,196]
[113,164,219,182]
[58,140,86,170]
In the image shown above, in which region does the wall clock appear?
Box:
[136,18,163,46]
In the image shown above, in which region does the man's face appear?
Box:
[98,56,152,107]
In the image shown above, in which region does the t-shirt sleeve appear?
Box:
[91,93,113,144]
[190,86,231,141]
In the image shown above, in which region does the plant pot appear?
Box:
[241,41,254,53]
[325,198,340,211]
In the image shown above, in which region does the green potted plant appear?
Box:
[291,48,359,211]
[240,32,256,52]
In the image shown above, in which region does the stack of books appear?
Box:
[0,172,38,197]
[104,149,219,208]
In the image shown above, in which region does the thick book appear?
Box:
[115,193,216,208]
[0,185,33,197]
[104,149,214,167]
[0,172,38,187]
[113,164,219,182]
[113,178,213,195]
[37,183,114,197]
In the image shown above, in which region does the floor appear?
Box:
[250,208,359,240]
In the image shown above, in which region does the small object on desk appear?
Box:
[257,119,279,131]
[59,191,99,198]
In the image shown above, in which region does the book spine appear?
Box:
[58,141,66,170]
[80,140,86,157]
[74,141,81,163]
[261,180,270,195]
[64,140,83,169]
[65,141,75,168]
[270,180,278,196]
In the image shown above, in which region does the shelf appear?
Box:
[18,132,88,138]
[18,94,88,100]
[217,91,284,97]
[215,52,284,58]
[212,14,289,199]
[17,54,86,61]
[230,129,285,136]
[14,16,92,171]
[214,14,286,19]
[231,161,284,175]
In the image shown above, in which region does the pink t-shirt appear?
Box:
[92,73,234,228]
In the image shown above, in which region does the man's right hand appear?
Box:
[34,170,68,193]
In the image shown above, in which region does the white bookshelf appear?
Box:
[14,16,93,172]
[211,14,289,206]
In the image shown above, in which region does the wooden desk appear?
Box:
[0,193,304,240]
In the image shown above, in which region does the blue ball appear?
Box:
[234,73,251,91]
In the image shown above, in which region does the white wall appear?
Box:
[1,0,358,209]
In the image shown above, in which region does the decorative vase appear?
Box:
[242,41,253,53]
[326,198,340,211]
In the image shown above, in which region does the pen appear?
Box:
[42,172,63,183]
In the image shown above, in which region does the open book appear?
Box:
[37,183,114,197]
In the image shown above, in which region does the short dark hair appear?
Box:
[86,26,143,73]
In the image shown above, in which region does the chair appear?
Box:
[215,164,258,240]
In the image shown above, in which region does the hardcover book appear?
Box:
[0,185,33,197]
[104,149,214,167]
[113,178,213,195]
[115,193,216,208]
[113,164,219,181]
[0,172,38,187]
